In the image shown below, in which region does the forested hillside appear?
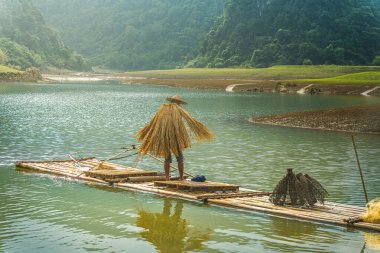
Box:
[35,0,225,70]
[0,0,89,70]
[2,0,379,71]
[193,0,380,68]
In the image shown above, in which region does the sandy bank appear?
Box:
[42,73,146,82]
[250,104,380,135]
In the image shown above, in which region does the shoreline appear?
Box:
[40,72,380,96]
[250,104,380,135]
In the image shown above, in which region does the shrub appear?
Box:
[372,56,380,66]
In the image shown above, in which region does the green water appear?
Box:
[1,82,380,253]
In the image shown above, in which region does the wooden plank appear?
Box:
[15,157,95,165]
[235,195,365,215]
[105,175,167,183]
[126,175,166,183]
[85,169,157,178]
[228,198,362,220]
[197,191,271,200]
[16,162,106,184]
[232,198,362,217]
[154,180,239,192]
[207,198,380,232]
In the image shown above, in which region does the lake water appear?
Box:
[1,81,380,253]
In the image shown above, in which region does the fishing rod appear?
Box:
[106,152,138,161]
[91,144,139,170]
[99,144,138,162]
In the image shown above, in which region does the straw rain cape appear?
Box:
[136,103,213,158]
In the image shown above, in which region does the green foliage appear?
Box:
[0,0,90,70]
[302,59,313,65]
[35,0,225,70]
[0,49,7,64]
[195,0,380,67]
[0,38,43,69]
[372,56,380,66]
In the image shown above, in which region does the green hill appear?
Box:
[35,0,225,70]
[193,0,380,68]
[0,65,21,73]
[0,0,90,70]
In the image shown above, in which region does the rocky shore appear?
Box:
[250,104,380,135]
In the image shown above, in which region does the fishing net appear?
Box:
[305,174,328,204]
[361,198,380,224]
[136,103,213,158]
[270,169,329,207]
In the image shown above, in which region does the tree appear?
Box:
[372,56,380,65]
[195,0,380,67]
[0,49,8,64]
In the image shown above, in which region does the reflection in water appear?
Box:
[362,233,380,251]
[263,215,338,252]
[136,199,211,253]
[269,215,318,238]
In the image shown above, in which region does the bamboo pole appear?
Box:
[100,145,138,162]
[351,135,369,204]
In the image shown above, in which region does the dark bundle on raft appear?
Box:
[270,168,328,207]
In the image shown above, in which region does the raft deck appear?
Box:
[15,157,380,233]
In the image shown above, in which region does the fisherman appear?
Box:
[136,95,213,180]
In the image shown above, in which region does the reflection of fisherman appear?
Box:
[136,199,210,253]
[136,95,213,180]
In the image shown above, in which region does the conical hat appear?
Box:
[166,95,187,105]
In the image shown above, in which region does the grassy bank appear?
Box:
[124,65,380,80]
[121,65,380,93]
[0,65,22,73]
[0,65,42,82]
[292,72,380,85]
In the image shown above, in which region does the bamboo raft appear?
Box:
[15,157,380,233]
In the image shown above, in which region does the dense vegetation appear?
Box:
[0,0,90,70]
[35,0,225,70]
[193,0,380,68]
[2,0,380,71]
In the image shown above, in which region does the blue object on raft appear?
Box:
[191,175,206,182]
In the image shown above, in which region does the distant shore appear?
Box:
[250,104,380,135]
[41,65,380,96]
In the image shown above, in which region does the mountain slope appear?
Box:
[193,0,380,67]
[0,0,90,70]
[35,0,225,70]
